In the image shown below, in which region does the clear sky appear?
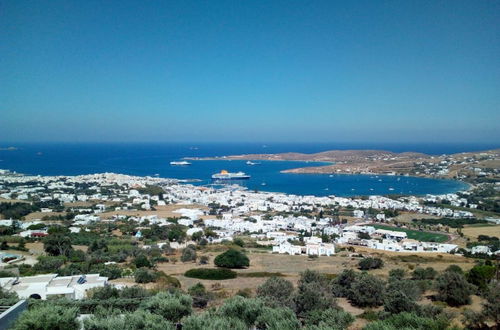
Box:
[1,0,499,143]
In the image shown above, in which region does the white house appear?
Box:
[0,274,108,300]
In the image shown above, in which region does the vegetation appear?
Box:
[184,268,237,280]
[214,248,250,268]
[358,257,384,270]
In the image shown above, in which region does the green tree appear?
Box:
[348,272,385,307]
[133,255,151,268]
[43,234,73,257]
[435,270,475,306]
[383,279,421,314]
[294,270,336,316]
[483,282,500,326]
[255,307,301,330]
[214,249,249,268]
[257,276,295,308]
[466,265,495,293]
[358,257,384,270]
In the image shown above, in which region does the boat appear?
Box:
[246,161,260,165]
[170,161,191,166]
[211,170,250,180]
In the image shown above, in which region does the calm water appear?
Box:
[0,142,485,197]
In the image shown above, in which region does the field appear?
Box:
[461,223,500,240]
[372,224,449,242]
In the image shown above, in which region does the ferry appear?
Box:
[212,170,250,180]
[170,161,191,166]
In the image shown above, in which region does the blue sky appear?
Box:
[1,0,499,143]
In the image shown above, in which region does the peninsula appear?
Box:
[187,149,500,183]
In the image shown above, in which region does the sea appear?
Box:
[0,142,497,197]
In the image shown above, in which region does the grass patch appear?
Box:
[372,224,448,242]
[184,268,237,280]
[237,272,285,278]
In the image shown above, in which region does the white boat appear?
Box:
[170,161,191,166]
[212,170,250,180]
[246,161,260,165]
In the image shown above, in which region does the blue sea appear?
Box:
[0,142,495,197]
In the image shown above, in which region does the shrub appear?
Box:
[304,308,355,329]
[182,312,247,330]
[435,271,475,306]
[134,267,156,283]
[363,312,450,330]
[294,270,336,316]
[331,269,357,297]
[358,257,384,270]
[255,306,301,330]
[412,267,437,280]
[133,255,151,268]
[214,249,249,269]
[13,305,79,330]
[348,272,385,307]
[90,286,120,300]
[181,247,197,263]
[233,237,245,247]
[84,310,174,330]
[199,255,209,264]
[119,286,151,299]
[188,283,212,308]
[140,291,192,322]
[216,296,264,326]
[383,279,421,314]
[257,276,295,308]
[483,282,500,326]
[184,268,237,280]
[388,268,406,281]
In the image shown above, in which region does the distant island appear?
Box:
[0,146,18,151]
[186,149,500,183]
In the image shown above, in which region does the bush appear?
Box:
[214,249,249,268]
[255,306,301,330]
[412,267,437,280]
[181,247,197,263]
[13,305,79,330]
[84,310,174,330]
[384,280,421,314]
[294,270,336,316]
[133,255,151,268]
[358,257,384,270]
[388,268,406,281]
[182,312,247,330]
[363,312,450,330]
[348,272,385,307]
[331,269,357,297]
[435,271,475,306]
[198,255,209,264]
[140,291,192,322]
[216,296,264,326]
[304,308,355,329]
[188,283,212,308]
[90,286,120,300]
[483,282,500,326]
[184,268,237,280]
[134,267,156,283]
[257,276,295,308]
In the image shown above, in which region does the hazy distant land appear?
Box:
[186,149,500,181]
